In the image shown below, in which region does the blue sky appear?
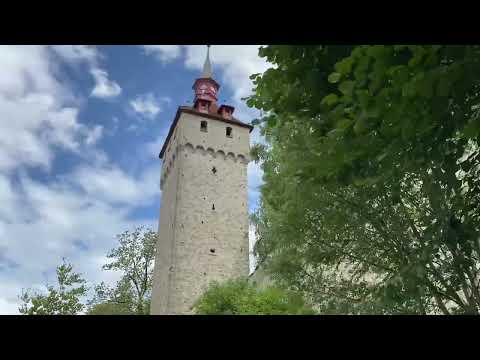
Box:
[0,45,269,314]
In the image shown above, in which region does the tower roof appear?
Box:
[192,46,220,108]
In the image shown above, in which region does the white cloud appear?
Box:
[90,68,122,99]
[142,45,181,64]
[248,225,257,274]
[130,93,170,120]
[85,125,104,146]
[49,45,100,67]
[0,45,158,314]
[50,45,122,100]
[0,175,19,223]
[70,163,160,205]
[247,161,264,213]
[0,46,106,173]
[0,295,20,315]
[0,46,62,98]
[248,161,264,192]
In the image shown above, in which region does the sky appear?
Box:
[0,45,270,314]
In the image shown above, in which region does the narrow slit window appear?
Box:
[226,127,232,137]
[201,121,208,132]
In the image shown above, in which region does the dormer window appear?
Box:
[226,127,232,138]
[218,105,234,120]
[201,121,208,132]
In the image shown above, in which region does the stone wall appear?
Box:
[151,111,250,314]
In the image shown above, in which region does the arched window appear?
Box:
[201,121,208,132]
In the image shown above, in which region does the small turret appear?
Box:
[192,46,220,113]
[192,46,237,120]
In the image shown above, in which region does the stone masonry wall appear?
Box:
[151,111,250,314]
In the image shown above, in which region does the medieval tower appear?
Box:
[150,46,253,314]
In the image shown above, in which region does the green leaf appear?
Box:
[366,45,386,58]
[321,93,339,107]
[328,72,342,83]
[336,118,354,130]
[353,115,368,135]
[355,90,370,108]
[339,80,355,96]
[335,57,354,75]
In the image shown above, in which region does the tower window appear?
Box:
[201,121,208,132]
[212,166,217,174]
[212,204,215,210]
[226,127,232,137]
[210,249,215,254]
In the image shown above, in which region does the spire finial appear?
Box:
[202,45,213,78]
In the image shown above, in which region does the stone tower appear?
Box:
[150,46,253,315]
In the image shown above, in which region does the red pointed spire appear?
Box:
[191,46,235,119]
[192,46,220,113]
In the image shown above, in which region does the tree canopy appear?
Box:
[193,278,314,315]
[248,45,480,314]
[19,226,157,315]
[19,259,87,315]
[87,226,156,315]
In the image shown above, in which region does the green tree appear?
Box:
[193,278,314,315]
[19,259,87,315]
[248,45,480,314]
[86,301,134,315]
[87,226,157,315]
[87,278,137,315]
